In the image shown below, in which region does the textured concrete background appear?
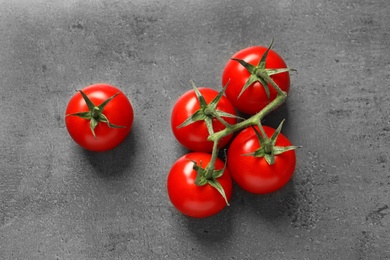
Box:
[1,0,389,259]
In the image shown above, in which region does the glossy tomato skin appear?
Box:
[65,83,134,152]
[222,46,290,115]
[171,87,237,152]
[167,152,233,218]
[227,126,296,194]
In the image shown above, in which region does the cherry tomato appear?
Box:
[65,83,134,152]
[222,46,290,115]
[167,152,233,218]
[171,87,237,152]
[227,126,296,194]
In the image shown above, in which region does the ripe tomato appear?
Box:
[65,83,134,152]
[171,87,237,152]
[227,126,296,194]
[222,45,290,115]
[167,152,233,218]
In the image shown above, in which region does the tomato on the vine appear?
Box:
[167,152,232,218]
[65,83,134,152]
[222,44,291,115]
[171,87,237,152]
[227,125,296,194]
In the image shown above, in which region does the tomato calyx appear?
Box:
[231,39,294,99]
[66,90,126,138]
[191,159,230,206]
[243,120,298,165]
[177,81,241,135]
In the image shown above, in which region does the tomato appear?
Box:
[171,87,237,152]
[65,83,134,152]
[167,152,233,218]
[227,125,296,194]
[222,45,290,115]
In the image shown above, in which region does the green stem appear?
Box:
[203,91,287,180]
[91,107,100,118]
[213,112,232,128]
[208,91,287,143]
[205,140,219,179]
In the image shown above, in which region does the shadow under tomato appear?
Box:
[180,202,234,245]
[230,178,303,226]
[80,123,140,178]
[261,102,290,129]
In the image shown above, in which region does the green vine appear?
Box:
[179,41,297,204]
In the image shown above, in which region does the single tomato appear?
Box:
[65,83,134,152]
[227,125,296,194]
[167,152,232,218]
[222,45,291,115]
[171,87,237,152]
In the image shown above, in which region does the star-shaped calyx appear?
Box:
[231,39,295,98]
[177,81,241,135]
[244,120,299,165]
[66,90,126,137]
[191,158,230,205]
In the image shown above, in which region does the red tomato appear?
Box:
[65,83,134,152]
[222,46,290,115]
[171,87,237,152]
[227,126,296,194]
[167,152,233,218]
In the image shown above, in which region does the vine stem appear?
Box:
[205,140,220,179]
[209,91,287,142]
[204,91,287,172]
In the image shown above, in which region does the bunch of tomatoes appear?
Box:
[64,40,297,219]
[168,41,298,218]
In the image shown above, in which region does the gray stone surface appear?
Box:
[1,0,389,259]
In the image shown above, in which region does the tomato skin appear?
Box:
[65,83,134,152]
[222,46,290,115]
[171,87,237,152]
[167,152,232,218]
[227,126,296,194]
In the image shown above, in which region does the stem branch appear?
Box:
[203,91,287,179]
[205,140,220,179]
[208,91,287,143]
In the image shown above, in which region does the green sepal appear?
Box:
[242,120,299,165]
[78,90,95,111]
[195,174,208,186]
[231,39,295,99]
[273,145,299,155]
[207,179,229,206]
[191,159,230,206]
[177,81,241,135]
[257,38,274,68]
[177,110,207,128]
[191,81,208,108]
[90,118,99,137]
[97,92,120,111]
[207,81,228,111]
[66,90,126,138]
[216,110,241,119]
[67,111,91,119]
[98,113,126,129]
[192,160,208,186]
[267,68,295,76]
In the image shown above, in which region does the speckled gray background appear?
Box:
[1,0,389,259]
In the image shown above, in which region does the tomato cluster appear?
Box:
[168,42,298,218]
